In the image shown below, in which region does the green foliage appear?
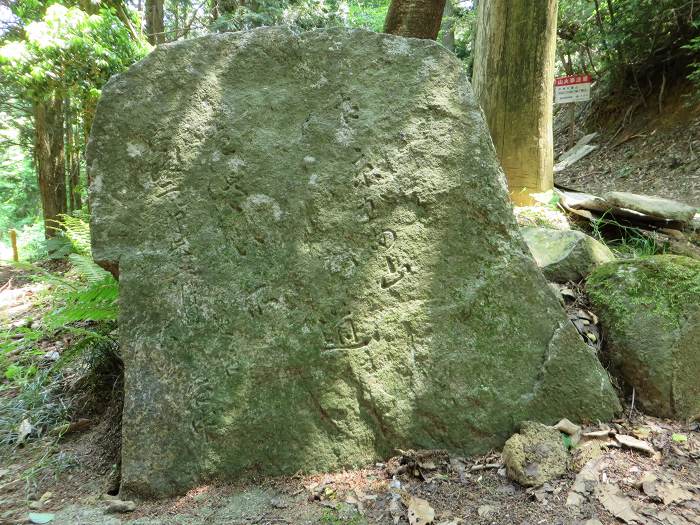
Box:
[557,0,699,90]
[0,3,147,102]
[0,1,147,247]
[684,32,700,96]
[1,217,118,427]
[588,213,661,259]
[210,0,343,32]
[46,212,92,255]
[0,94,40,240]
[345,0,389,32]
[320,505,367,525]
[0,157,39,235]
[450,4,477,66]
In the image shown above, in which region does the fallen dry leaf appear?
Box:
[596,484,643,524]
[616,434,655,455]
[407,495,435,525]
[17,418,33,445]
[642,475,695,506]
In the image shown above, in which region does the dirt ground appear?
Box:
[0,415,698,525]
[554,84,700,208]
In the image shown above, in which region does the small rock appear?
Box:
[406,495,434,525]
[497,484,517,496]
[567,456,603,506]
[105,500,136,514]
[270,496,288,509]
[477,505,495,517]
[566,491,585,506]
[29,502,42,510]
[39,492,52,503]
[502,421,568,487]
[521,227,614,282]
[17,419,34,446]
[554,418,581,436]
[27,513,54,524]
[42,350,60,361]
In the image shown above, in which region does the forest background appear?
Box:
[0,0,698,263]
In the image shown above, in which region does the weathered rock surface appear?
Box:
[502,421,568,487]
[603,192,697,224]
[587,255,700,419]
[88,27,620,497]
[105,500,137,514]
[521,227,615,282]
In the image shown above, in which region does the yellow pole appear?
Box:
[9,229,19,262]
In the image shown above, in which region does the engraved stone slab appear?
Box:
[88,27,620,497]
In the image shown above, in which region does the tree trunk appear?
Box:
[83,95,98,194]
[34,96,67,238]
[472,0,558,205]
[65,97,74,213]
[384,0,447,40]
[145,0,165,45]
[440,0,455,51]
[558,49,574,75]
[65,97,82,212]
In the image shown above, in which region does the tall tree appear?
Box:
[472,0,558,205]
[34,95,67,238]
[145,0,166,44]
[1,3,145,238]
[384,0,446,40]
[440,0,455,51]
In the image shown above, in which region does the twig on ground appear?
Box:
[470,463,501,472]
[0,277,13,293]
[658,71,666,114]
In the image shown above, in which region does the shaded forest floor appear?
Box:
[1,265,700,525]
[554,84,700,208]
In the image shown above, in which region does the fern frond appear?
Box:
[48,214,93,256]
[68,253,111,284]
[44,279,118,329]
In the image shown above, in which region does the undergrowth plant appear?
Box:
[588,213,661,258]
[0,215,120,466]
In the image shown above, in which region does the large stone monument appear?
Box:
[88,27,620,497]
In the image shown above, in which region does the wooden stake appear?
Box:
[10,229,19,262]
[569,103,576,150]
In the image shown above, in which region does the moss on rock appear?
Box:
[587,255,700,419]
[502,421,568,487]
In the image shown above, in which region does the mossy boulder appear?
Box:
[88,27,620,497]
[521,227,615,282]
[587,255,700,419]
[502,421,568,487]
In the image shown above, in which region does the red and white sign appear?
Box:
[555,74,592,104]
